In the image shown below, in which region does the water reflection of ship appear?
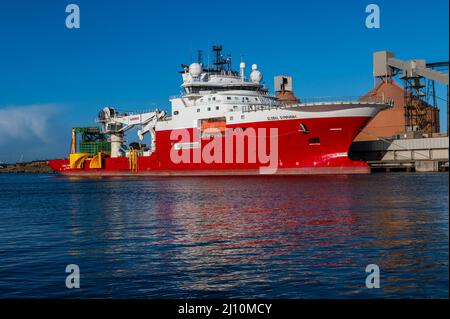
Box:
[150,176,360,292]
[63,175,446,296]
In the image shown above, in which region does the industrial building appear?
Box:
[273,51,449,172]
[355,80,440,141]
[351,51,449,171]
[274,76,300,105]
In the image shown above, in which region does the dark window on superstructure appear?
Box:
[207,107,211,111]
[309,138,320,144]
[174,111,179,115]
[216,106,219,110]
[197,109,200,112]
[227,97,231,100]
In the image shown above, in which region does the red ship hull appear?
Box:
[48,116,372,176]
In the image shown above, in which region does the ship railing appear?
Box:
[242,101,284,113]
[114,108,163,116]
[297,95,394,106]
[242,96,394,112]
[208,74,248,81]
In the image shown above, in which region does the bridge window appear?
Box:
[216,106,219,110]
[174,111,179,115]
[207,107,211,111]
[197,108,200,112]
[227,97,231,100]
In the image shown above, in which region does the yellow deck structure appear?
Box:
[69,153,90,169]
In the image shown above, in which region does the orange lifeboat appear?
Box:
[201,119,226,134]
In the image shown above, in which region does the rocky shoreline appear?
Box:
[0,161,54,174]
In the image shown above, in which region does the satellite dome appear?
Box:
[240,62,246,69]
[251,64,258,70]
[250,68,262,83]
[189,63,202,77]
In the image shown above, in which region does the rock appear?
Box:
[0,161,54,174]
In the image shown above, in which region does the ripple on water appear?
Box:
[0,173,448,298]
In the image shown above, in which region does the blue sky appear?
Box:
[0,0,448,162]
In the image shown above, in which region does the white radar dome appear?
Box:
[250,65,262,83]
[240,62,246,69]
[189,63,202,77]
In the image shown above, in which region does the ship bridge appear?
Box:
[179,45,267,96]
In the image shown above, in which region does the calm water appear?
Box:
[0,173,448,298]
